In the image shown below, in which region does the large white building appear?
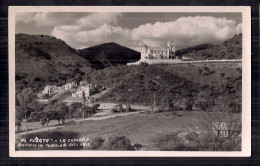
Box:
[140,41,181,60]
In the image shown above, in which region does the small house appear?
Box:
[42,85,57,94]
[64,81,77,90]
[72,86,91,98]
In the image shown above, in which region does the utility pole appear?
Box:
[25,112,28,136]
[83,97,87,120]
[153,92,156,112]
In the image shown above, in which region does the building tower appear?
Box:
[167,41,176,59]
[141,45,148,60]
[167,41,176,52]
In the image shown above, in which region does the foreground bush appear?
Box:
[151,132,186,151]
[87,136,135,151]
[184,131,241,151]
[103,136,134,150]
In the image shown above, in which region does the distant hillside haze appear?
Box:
[176,33,242,60]
[15,33,93,91]
[79,42,141,69]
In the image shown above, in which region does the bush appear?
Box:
[185,99,194,111]
[151,132,185,151]
[102,136,134,150]
[111,104,125,113]
[125,104,131,112]
[184,131,241,151]
[132,143,143,150]
[184,110,242,151]
[88,137,105,150]
[87,136,135,150]
[92,103,100,111]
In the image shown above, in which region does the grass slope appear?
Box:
[15,34,93,92]
[176,33,242,60]
[84,62,242,112]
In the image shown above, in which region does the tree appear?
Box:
[67,103,82,118]
[185,98,194,111]
[16,88,36,129]
[161,94,174,111]
[15,107,24,131]
[16,88,35,109]
[82,106,95,118]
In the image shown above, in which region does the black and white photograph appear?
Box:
[9,6,251,157]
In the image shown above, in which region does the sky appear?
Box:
[15,12,242,51]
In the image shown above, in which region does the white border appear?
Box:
[9,6,251,157]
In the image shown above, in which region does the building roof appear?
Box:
[141,45,148,50]
[150,48,168,51]
[63,96,84,103]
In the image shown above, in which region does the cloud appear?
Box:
[77,13,122,29]
[16,12,36,24]
[16,12,92,27]
[52,15,241,50]
[131,16,242,49]
[51,13,125,48]
[16,13,242,50]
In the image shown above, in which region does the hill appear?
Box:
[79,43,141,69]
[15,33,93,92]
[84,62,242,113]
[176,33,242,60]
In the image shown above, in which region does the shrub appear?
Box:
[185,99,194,111]
[102,136,134,150]
[125,104,132,112]
[132,143,143,151]
[184,110,242,151]
[151,132,185,151]
[88,137,105,150]
[92,103,100,111]
[140,62,149,67]
[198,69,203,74]
[111,104,124,113]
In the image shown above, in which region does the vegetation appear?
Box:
[15,33,92,92]
[176,33,242,60]
[15,33,242,151]
[151,132,185,151]
[87,136,134,150]
[79,42,140,69]
[83,62,241,114]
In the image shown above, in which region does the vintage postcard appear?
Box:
[9,6,251,157]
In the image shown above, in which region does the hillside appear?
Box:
[79,43,141,69]
[84,62,242,113]
[15,34,93,92]
[176,33,242,60]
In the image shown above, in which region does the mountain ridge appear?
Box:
[79,42,141,69]
[176,33,242,60]
[15,33,93,92]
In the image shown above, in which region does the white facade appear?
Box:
[42,85,56,94]
[64,83,72,90]
[141,42,180,60]
[72,86,90,98]
[64,81,77,90]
